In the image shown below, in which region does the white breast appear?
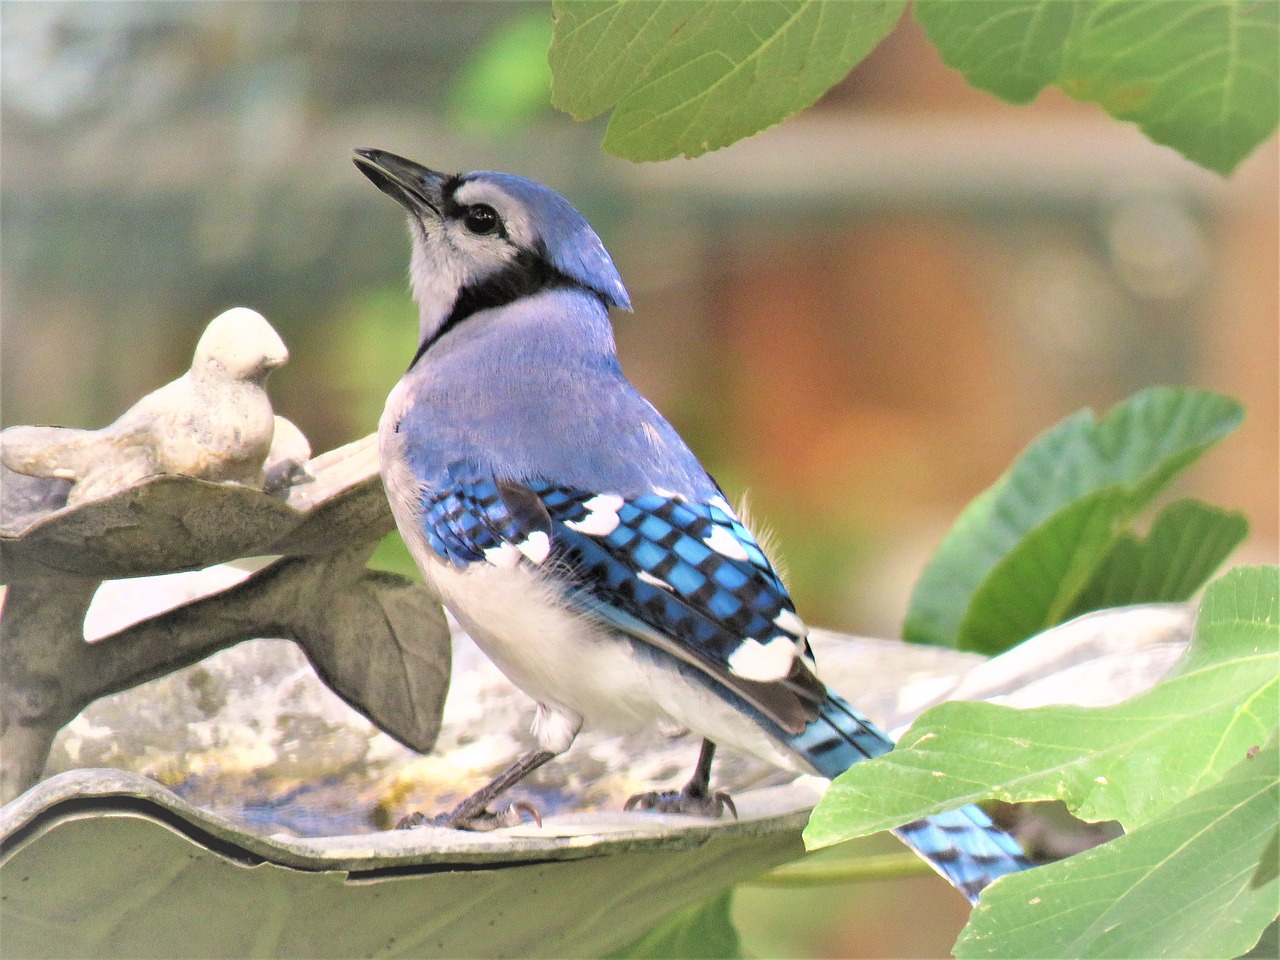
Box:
[428,559,664,747]
[427,556,805,772]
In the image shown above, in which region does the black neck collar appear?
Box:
[407,250,599,371]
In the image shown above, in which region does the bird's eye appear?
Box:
[463,204,500,235]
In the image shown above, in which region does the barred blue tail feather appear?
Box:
[893,807,1030,904]
[789,688,1031,903]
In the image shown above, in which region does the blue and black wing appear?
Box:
[419,464,553,567]
[418,465,824,732]
[418,466,1033,900]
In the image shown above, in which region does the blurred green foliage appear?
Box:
[332,287,422,581]
[334,287,419,432]
[451,8,554,135]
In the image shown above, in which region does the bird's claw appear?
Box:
[624,788,737,820]
[394,800,543,832]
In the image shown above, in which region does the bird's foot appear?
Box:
[624,786,738,820]
[395,800,542,832]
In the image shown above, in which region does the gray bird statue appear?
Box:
[2,307,298,506]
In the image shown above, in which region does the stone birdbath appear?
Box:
[0,309,1195,958]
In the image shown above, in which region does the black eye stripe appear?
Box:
[440,174,466,216]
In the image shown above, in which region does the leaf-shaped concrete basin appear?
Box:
[0,768,814,959]
[0,605,1194,959]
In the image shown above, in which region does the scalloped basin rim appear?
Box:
[1,768,820,873]
[0,475,307,578]
[1,473,296,539]
[0,435,381,541]
[0,435,386,578]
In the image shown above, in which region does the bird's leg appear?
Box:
[396,747,556,832]
[624,739,737,819]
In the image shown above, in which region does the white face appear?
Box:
[407,178,538,343]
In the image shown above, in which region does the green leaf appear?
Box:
[954,735,1280,960]
[903,387,1243,654]
[915,0,1280,176]
[550,1,697,121]
[807,566,1279,849]
[606,890,741,960]
[911,0,1079,103]
[1066,499,1248,617]
[953,486,1132,654]
[550,0,905,161]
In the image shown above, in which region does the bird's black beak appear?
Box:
[353,148,447,216]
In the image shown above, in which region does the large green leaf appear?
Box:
[1065,498,1248,618]
[912,0,1078,102]
[549,1,1277,172]
[550,2,696,121]
[915,0,1280,176]
[954,735,1279,960]
[951,486,1131,654]
[606,890,741,960]
[903,388,1243,654]
[807,566,1279,848]
[549,0,905,160]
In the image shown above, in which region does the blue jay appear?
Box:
[353,148,1031,902]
